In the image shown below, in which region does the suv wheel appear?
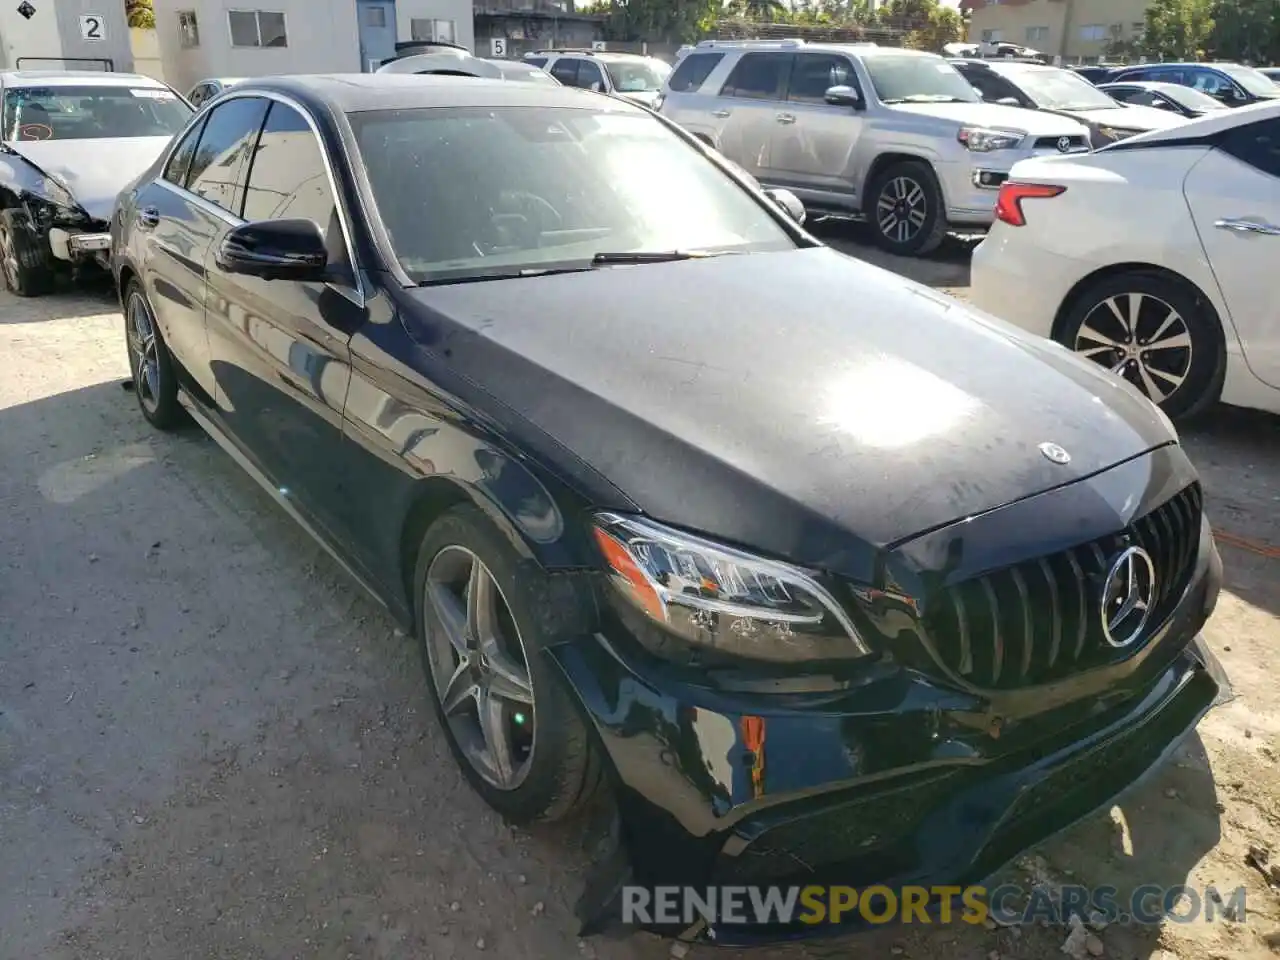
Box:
[0,208,55,297]
[866,161,947,257]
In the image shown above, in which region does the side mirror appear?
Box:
[764,187,806,226]
[823,84,862,109]
[215,218,330,282]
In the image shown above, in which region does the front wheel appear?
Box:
[0,208,55,297]
[865,160,947,256]
[1057,271,1225,421]
[413,505,604,824]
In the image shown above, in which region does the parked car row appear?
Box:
[1074,60,1280,108]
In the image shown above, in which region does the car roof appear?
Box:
[229,73,643,114]
[1109,97,1280,148]
[0,70,168,88]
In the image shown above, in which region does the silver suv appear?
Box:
[659,39,1092,255]
[522,50,671,109]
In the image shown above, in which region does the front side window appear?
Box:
[787,54,853,104]
[862,55,979,104]
[1218,64,1277,96]
[576,60,606,92]
[549,58,579,86]
[603,59,671,94]
[1,84,192,141]
[720,52,791,101]
[242,102,339,237]
[186,97,269,214]
[228,10,288,48]
[350,105,796,284]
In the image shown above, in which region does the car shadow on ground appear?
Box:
[808,218,975,293]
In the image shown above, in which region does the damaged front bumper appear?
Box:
[49,226,111,265]
[550,536,1227,945]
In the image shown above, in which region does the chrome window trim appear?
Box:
[155,89,365,305]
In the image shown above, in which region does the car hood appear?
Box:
[890,101,1088,135]
[400,247,1173,574]
[1060,103,1187,131]
[6,136,174,220]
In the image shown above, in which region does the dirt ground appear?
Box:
[1,229,1278,960]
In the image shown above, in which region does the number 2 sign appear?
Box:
[80,14,106,41]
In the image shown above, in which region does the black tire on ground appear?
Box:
[865,160,948,257]
[1057,270,1226,422]
[124,279,185,430]
[0,208,56,297]
[413,504,604,824]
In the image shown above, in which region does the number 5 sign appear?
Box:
[489,38,507,57]
[80,14,106,41]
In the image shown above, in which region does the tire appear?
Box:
[124,279,184,430]
[1057,270,1225,422]
[413,504,603,825]
[0,208,55,297]
[865,160,947,257]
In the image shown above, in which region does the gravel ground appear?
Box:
[1,233,1278,960]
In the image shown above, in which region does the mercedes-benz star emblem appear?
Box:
[1038,441,1071,465]
[1056,136,1072,153]
[1101,546,1157,648]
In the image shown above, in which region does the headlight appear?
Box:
[591,513,870,664]
[958,126,1025,152]
[36,176,77,210]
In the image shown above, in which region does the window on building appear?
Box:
[980,29,1003,43]
[365,6,387,27]
[228,10,289,48]
[1078,24,1108,41]
[178,10,200,48]
[1132,22,1145,35]
[1025,25,1048,43]
[411,18,456,43]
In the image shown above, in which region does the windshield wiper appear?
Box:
[416,265,593,286]
[590,249,721,265]
[882,95,972,104]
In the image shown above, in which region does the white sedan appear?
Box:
[970,100,1280,420]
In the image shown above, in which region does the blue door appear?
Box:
[357,0,398,71]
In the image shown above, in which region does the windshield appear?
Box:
[603,59,671,93]
[1005,67,1121,110]
[2,84,191,141]
[1160,84,1227,110]
[1218,63,1279,96]
[350,106,795,284]
[863,54,980,103]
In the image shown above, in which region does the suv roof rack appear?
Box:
[526,47,600,55]
[694,38,807,50]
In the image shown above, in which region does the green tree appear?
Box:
[1208,0,1280,63]
[1142,0,1214,60]
[125,0,155,29]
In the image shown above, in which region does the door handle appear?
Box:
[1215,218,1280,236]
[711,109,731,119]
[137,206,160,229]
[775,113,797,124]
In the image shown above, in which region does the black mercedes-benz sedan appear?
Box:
[111,74,1228,943]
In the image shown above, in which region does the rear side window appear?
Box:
[186,96,268,214]
[720,52,791,101]
[668,52,723,92]
[163,116,206,187]
[577,59,606,91]
[1222,118,1280,178]
[787,53,853,104]
[549,58,579,86]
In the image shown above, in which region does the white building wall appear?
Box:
[154,0,361,95]
[0,0,133,72]
[396,0,476,54]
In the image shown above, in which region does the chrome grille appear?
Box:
[1032,134,1089,151]
[923,484,1203,689]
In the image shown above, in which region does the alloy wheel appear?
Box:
[424,546,536,791]
[0,224,18,291]
[876,175,928,245]
[1074,292,1192,405]
[126,292,162,414]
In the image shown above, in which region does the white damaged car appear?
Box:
[0,70,192,296]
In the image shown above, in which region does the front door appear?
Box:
[767,52,864,196]
[1183,116,1280,388]
[203,98,364,535]
[358,0,397,73]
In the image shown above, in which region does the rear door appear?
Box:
[712,52,793,179]
[203,98,364,532]
[768,51,862,194]
[134,98,265,400]
[1184,117,1280,388]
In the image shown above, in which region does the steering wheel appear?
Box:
[18,123,53,141]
